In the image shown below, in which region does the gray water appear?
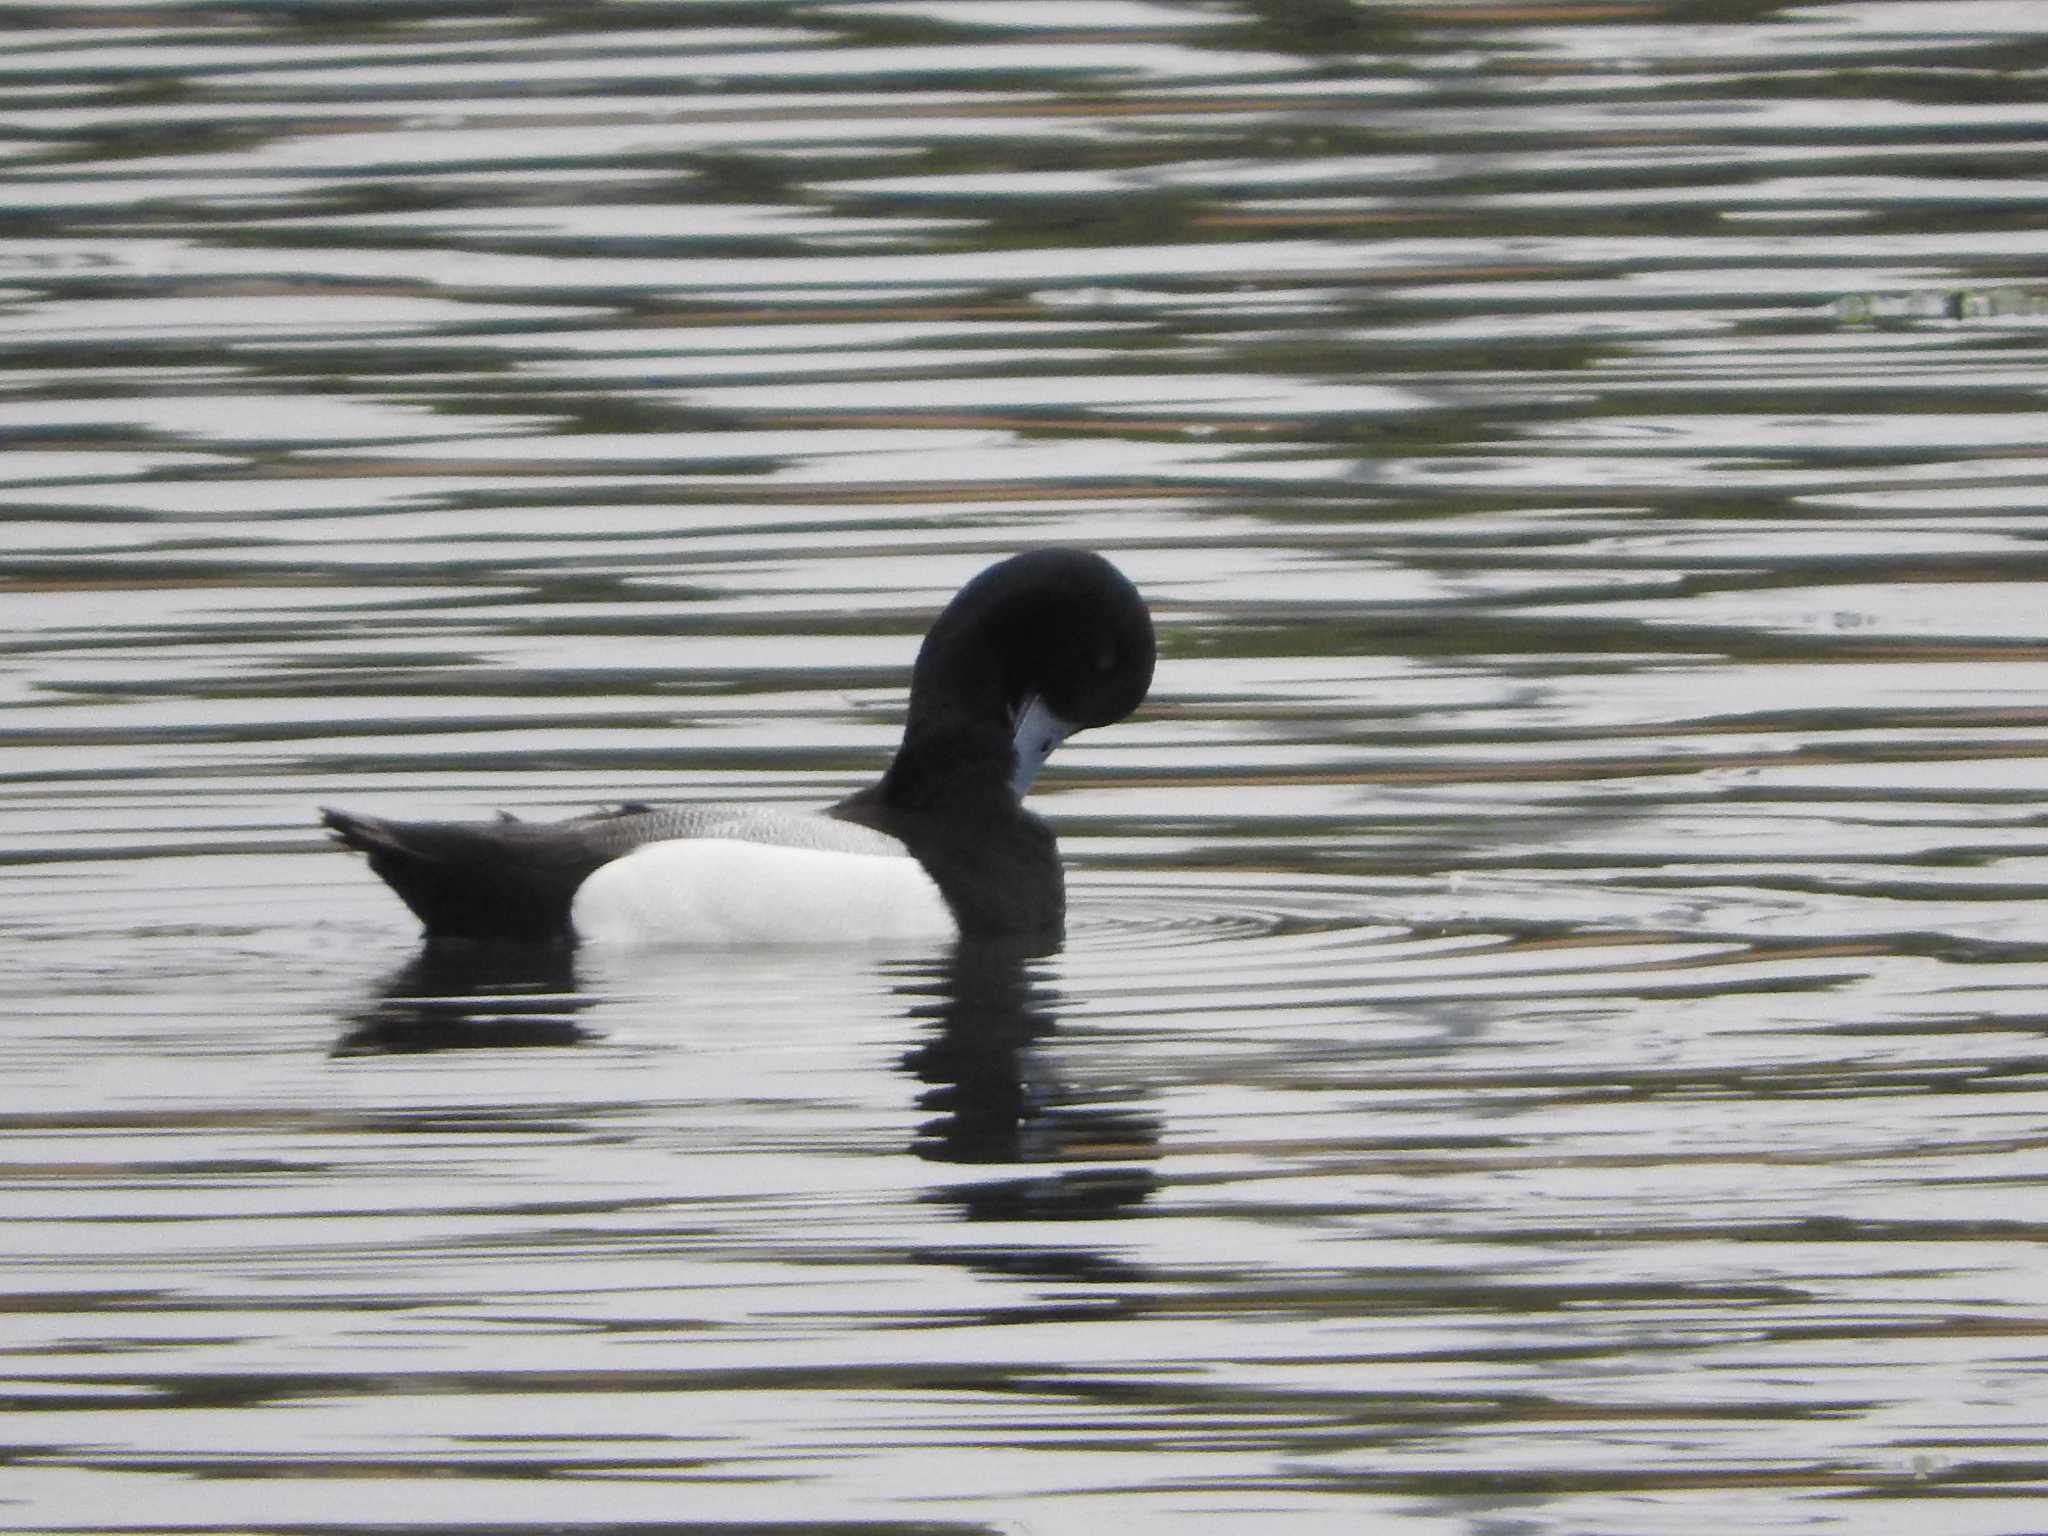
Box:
[4,3,2048,1532]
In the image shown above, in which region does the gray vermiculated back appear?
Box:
[560,805,909,861]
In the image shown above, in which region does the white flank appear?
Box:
[570,837,955,948]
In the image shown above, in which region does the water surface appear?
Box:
[4,3,2048,1531]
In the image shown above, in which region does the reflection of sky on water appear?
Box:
[4,0,2048,1528]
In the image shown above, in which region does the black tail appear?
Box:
[322,808,605,945]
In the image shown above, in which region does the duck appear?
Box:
[322,547,1154,948]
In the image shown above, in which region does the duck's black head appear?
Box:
[890,548,1155,803]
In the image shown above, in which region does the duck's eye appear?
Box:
[1095,647,1117,674]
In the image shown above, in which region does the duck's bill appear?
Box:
[1010,694,1076,798]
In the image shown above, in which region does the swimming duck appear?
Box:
[322,548,1154,947]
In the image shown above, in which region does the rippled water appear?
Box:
[5,3,2048,1531]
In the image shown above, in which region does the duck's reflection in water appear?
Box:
[901,939,1160,1225]
[330,939,1161,1228]
[333,941,595,1055]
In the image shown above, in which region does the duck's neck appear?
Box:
[876,709,1017,813]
